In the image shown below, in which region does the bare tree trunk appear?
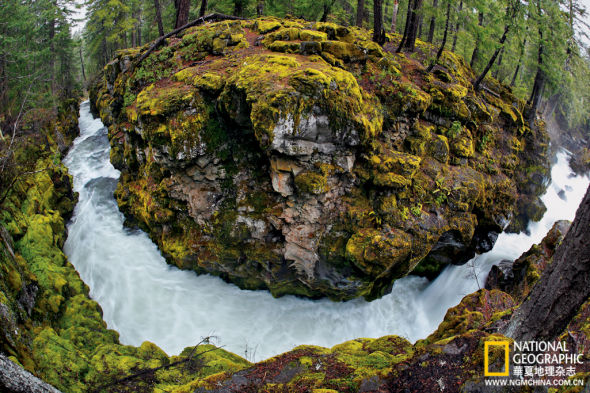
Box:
[174,0,190,29]
[257,0,264,15]
[470,11,483,68]
[356,0,366,27]
[527,41,545,124]
[451,0,462,52]
[373,0,385,44]
[506,185,590,341]
[397,0,423,52]
[391,0,399,33]
[200,0,209,17]
[426,0,438,43]
[154,0,165,37]
[427,0,451,72]
[234,0,245,17]
[79,45,86,84]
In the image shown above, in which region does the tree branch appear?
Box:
[134,13,246,69]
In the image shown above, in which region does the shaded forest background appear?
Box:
[1,0,590,183]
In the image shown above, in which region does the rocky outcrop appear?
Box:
[91,17,550,300]
[485,220,570,302]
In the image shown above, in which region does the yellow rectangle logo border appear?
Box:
[484,341,510,376]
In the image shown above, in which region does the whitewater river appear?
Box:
[64,101,589,361]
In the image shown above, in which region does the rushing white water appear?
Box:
[64,101,589,361]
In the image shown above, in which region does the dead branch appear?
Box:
[90,337,223,393]
[134,13,246,69]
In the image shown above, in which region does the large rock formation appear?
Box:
[91,17,550,300]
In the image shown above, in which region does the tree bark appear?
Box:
[397,0,423,52]
[426,0,438,43]
[506,185,590,341]
[527,43,545,124]
[174,0,190,29]
[373,0,385,44]
[154,0,165,36]
[451,0,462,53]
[234,0,245,17]
[200,0,209,17]
[391,0,398,33]
[356,0,366,27]
[427,0,450,72]
[256,0,264,16]
[469,11,483,68]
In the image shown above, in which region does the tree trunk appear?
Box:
[510,34,527,86]
[391,0,399,33]
[174,0,190,29]
[373,0,385,44]
[506,185,590,341]
[426,0,438,43]
[469,11,484,69]
[48,12,56,96]
[200,0,209,17]
[356,0,366,27]
[527,46,545,124]
[492,47,504,79]
[79,45,86,84]
[427,0,451,72]
[451,0,462,52]
[397,0,423,52]
[257,0,264,16]
[234,0,245,17]
[154,0,165,37]
[473,22,510,91]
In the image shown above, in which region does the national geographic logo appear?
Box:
[484,341,510,376]
[483,340,585,387]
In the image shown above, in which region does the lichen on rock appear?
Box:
[91,16,550,301]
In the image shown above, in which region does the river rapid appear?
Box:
[63,101,589,361]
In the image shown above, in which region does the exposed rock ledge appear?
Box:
[91,17,550,300]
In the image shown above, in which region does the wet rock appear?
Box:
[91,17,551,300]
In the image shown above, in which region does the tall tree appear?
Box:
[174,0,190,28]
[427,0,451,72]
[450,0,462,53]
[356,0,366,27]
[506,185,590,341]
[373,0,385,44]
[391,0,399,33]
[426,0,438,43]
[473,0,520,91]
[470,11,484,69]
[397,0,424,52]
[154,0,165,36]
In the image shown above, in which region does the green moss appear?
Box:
[294,171,328,194]
[136,83,194,117]
[268,40,301,53]
[345,228,412,277]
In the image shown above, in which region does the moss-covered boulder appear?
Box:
[91,17,550,301]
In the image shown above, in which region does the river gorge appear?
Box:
[63,100,589,362]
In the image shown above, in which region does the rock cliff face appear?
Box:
[91,17,550,300]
